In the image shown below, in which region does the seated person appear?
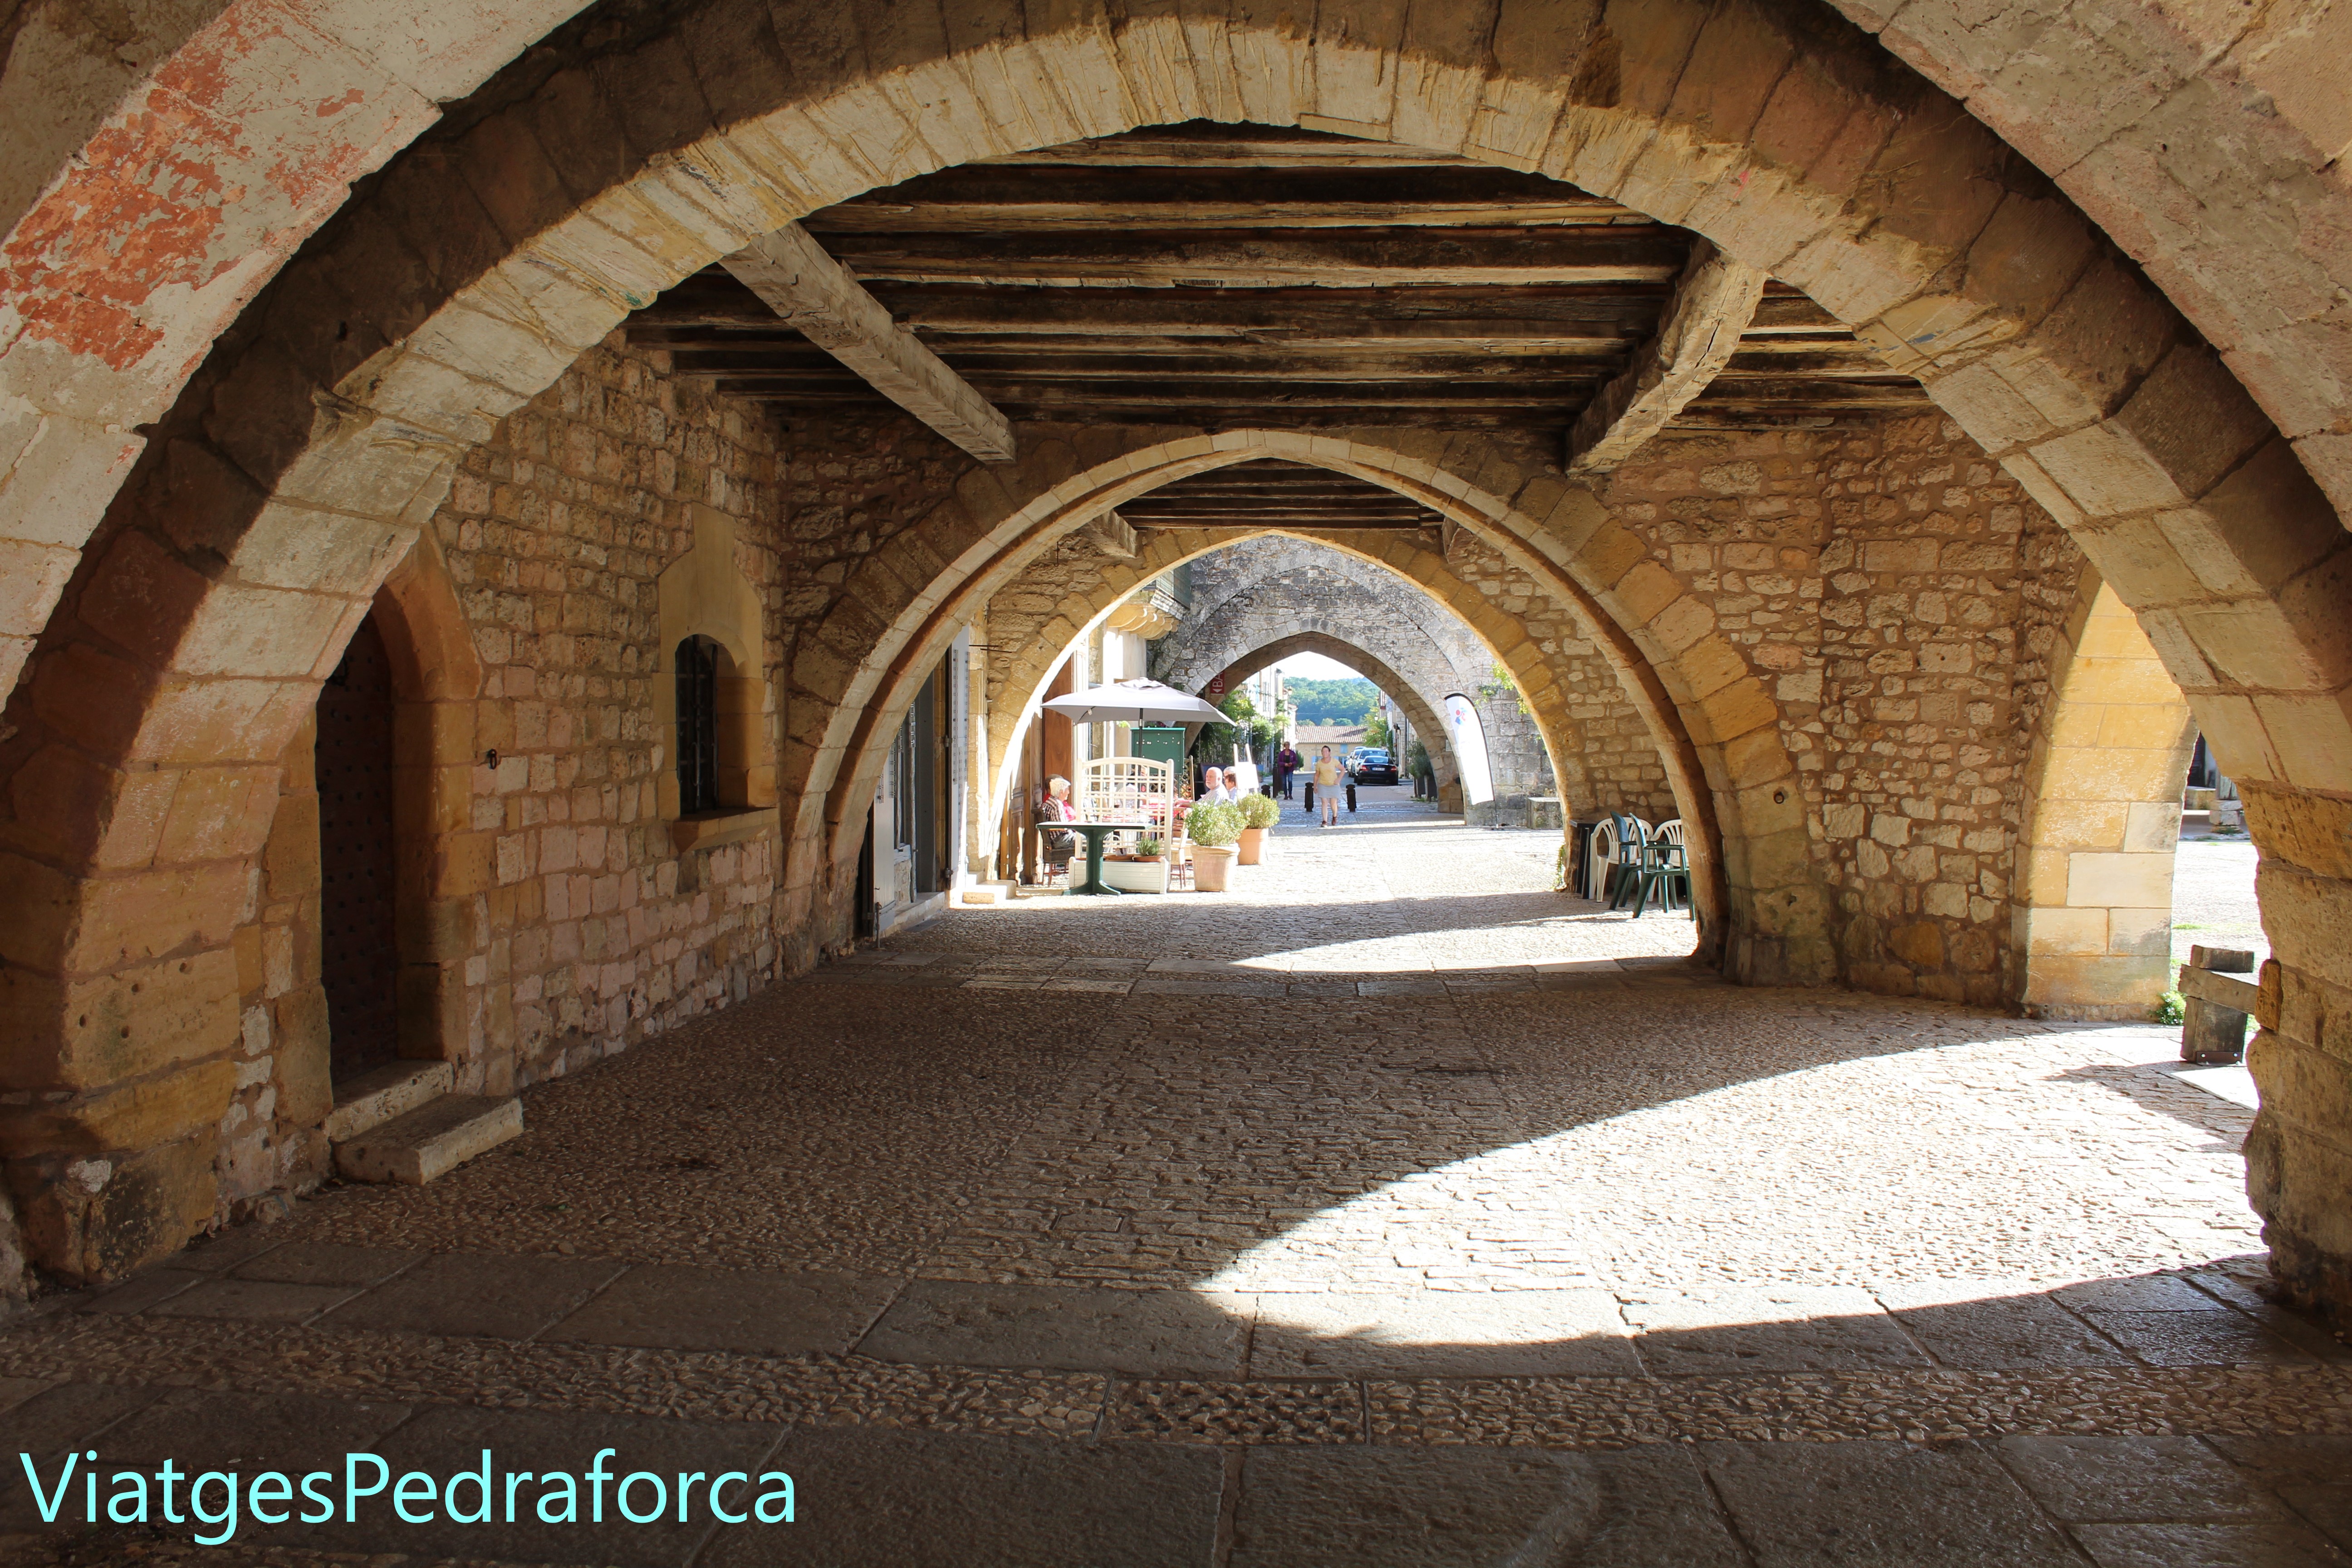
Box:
[1200,766,1238,804]
[1038,775,1078,878]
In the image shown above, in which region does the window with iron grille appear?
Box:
[676,635,721,815]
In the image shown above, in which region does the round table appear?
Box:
[1065,820,1150,896]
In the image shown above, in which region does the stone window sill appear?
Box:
[671,806,778,853]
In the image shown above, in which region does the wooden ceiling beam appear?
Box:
[934,355,1614,382]
[801,167,1642,231]
[719,223,1015,462]
[976,125,1471,169]
[1567,239,1769,474]
[823,229,1687,289]
[961,381,1603,407]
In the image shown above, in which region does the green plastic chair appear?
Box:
[1608,815,1690,917]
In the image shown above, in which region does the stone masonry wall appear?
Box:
[225,335,788,1214]
[1592,416,2097,1006]
[1439,532,1677,823]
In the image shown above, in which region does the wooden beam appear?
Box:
[978,126,1471,170]
[719,224,1015,462]
[822,229,1686,289]
[802,167,1641,231]
[962,379,1602,409]
[932,353,1614,383]
[1566,240,1767,473]
[639,280,1673,338]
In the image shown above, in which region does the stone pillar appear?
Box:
[2017,584,2196,1018]
[2242,791,2352,1329]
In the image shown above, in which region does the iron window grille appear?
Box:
[676,635,721,815]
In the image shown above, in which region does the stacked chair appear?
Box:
[1584,814,1691,917]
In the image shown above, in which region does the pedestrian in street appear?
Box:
[1313,745,1342,827]
[1275,743,1300,800]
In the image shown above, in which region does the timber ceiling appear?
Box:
[627,121,1930,435]
[1114,460,1446,531]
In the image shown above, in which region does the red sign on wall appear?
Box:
[1208,675,1225,694]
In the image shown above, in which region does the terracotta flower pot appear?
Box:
[1191,844,1237,892]
[1237,826,1268,865]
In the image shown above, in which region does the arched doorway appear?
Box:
[315,612,401,1082]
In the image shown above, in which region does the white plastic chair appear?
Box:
[1585,817,1624,901]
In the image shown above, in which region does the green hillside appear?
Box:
[1284,676,1378,725]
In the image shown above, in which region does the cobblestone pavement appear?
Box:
[5,794,2347,1566]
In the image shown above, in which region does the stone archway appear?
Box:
[1194,632,1471,807]
[5,0,2344,715]
[0,0,2346,1310]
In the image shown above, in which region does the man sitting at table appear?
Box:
[1201,766,1238,804]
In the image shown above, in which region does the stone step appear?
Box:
[333,1094,522,1186]
[323,1060,456,1143]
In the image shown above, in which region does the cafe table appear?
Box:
[1065,820,1150,896]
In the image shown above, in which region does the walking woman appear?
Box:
[1313,745,1343,827]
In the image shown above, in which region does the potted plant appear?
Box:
[1236,792,1279,863]
[1100,834,1169,895]
[1185,801,1244,892]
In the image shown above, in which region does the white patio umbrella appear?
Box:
[1042,678,1229,725]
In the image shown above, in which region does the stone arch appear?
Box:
[6,0,2344,719]
[1154,539,1517,809]
[1,0,2347,1299]
[1186,633,1470,805]
[2015,573,2199,1019]
[1223,633,1506,812]
[5,0,2334,995]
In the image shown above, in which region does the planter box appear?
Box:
[1191,843,1236,892]
[1237,826,1269,864]
[1100,856,1169,894]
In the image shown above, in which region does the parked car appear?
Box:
[1350,748,1399,784]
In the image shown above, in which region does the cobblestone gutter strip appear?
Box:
[5,1315,2347,1452]
[0,1315,1105,1440]
[1374,1367,2352,1446]
[1122,1366,2352,1447]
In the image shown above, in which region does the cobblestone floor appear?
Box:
[5,792,2347,1566]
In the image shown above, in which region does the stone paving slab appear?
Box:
[541,1264,901,1357]
[319,1252,630,1340]
[1874,1284,2140,1369]
[1702,1438,2085,1566]
[1618,1286,1934,1376]
[232,1240,427,1288]
[1246,1290,1640,1378]
[702,1428,1223,1567]
[859,1282,1252,1377]
[1228,1443,1744,1568]
[148,1277,361,1325]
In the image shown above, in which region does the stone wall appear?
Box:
[1440,531,1676,824]
[1592,416,2114,1007]
[224,334,789,1214]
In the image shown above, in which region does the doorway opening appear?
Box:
[315,612,401,1083]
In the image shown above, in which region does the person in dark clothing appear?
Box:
[1274,744,1300,800]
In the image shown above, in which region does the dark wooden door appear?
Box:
[316,615,400,1081]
